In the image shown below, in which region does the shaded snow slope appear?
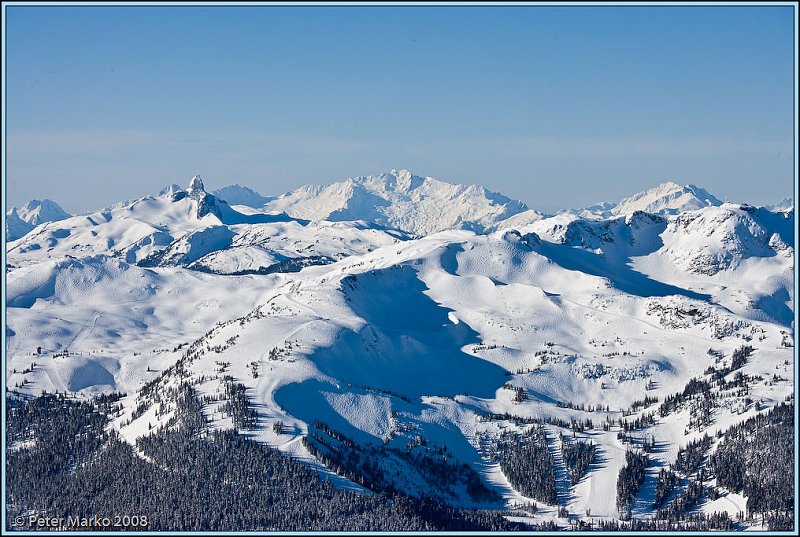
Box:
[6,209,34,242]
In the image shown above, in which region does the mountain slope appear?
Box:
[7,186,224,267]
[28,226,782,519]
[6,209,34,242]
[520,205,794,327]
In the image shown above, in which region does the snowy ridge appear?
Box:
[611,182,722,216]
[576,182,723,218]
[661,204,794,275]
[264,169,540,235]
[8,177,376,273]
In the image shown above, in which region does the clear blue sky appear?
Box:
[5,4,795,213]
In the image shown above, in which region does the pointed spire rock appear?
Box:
[189,175,205,196]
[184,174,223,219]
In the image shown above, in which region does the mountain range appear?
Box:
[4,170,795,530]
[7,170,790,240]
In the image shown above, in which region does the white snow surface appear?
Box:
[4,173,796,527]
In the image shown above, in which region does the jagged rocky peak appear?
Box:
[178,174,223,219]
[381,169,424,191]
[502,229,542,249]
[188,175,205,198]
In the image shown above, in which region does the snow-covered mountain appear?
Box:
[612,182,723,215]
[15,198,71,225]
[5,198,71,241]
[5,171,796,530]
[577,182,723,218]
[5,210,34,242]
[8,176,240,266]
[7,176,410,276]
[767,196,794,212]
[262,169,542,235]
[157,183,185,198]
[212,183,274,207]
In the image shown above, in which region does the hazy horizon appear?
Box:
[5,4,795,214]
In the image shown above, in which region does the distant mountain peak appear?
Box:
[766,196,794,212]
[212,184,273,208]
[263,169,531,235]
[343,169,427,194]
[17,199,71,225]
[158,184,184,197]
[5,198,71,241]
[610,181,722,216]
[163,175,222,219]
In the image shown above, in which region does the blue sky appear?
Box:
[5,4,795,213]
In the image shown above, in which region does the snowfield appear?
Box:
[5,173,795,529]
